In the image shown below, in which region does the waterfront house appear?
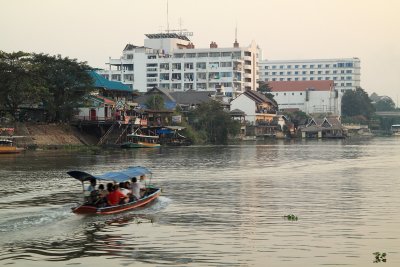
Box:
[299,116,344,138]
[230,90,278,125]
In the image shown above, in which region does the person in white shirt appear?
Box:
[130,177,144,200]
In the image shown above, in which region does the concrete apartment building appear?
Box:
[258,58,361,93]
[98,33,260,96]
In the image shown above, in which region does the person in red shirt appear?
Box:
[107,184,129,206]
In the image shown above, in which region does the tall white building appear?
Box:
[258,58,360,93]
[98,33,260,96]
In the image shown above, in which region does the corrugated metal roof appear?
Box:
[89,71,131,92]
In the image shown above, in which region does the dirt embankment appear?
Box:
[15,123,98,147]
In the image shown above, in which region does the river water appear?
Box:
[0,137,399,266]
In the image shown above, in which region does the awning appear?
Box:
[67,166,152,183]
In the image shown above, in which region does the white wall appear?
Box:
[230,95,256,123]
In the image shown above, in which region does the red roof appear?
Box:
[268,80,334,92]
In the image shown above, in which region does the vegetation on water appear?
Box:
[373,252,387,263]
[0,51,93,122]
[284,214,298,221]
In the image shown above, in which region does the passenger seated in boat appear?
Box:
[119,182,131,196]
[94,184,108,207]
[130,177,143,200]
[107,184,129,206]
[86,178,97,193]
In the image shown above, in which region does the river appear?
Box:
[0,137,399,266]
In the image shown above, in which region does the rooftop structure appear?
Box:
[98,33,260,96]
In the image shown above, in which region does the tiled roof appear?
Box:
[269,80,333,92]
[170,90,213,105]
[244,90,277,107]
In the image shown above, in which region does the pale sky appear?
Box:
[1,0,399,103]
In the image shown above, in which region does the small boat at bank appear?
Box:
[67,166,161,215]
[0,138,24,154]
[121,134,161,148]
[391,124,400,136]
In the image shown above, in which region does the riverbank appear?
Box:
[14,123,98,149]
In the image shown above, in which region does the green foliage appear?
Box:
[284,214,298,221]
[342,87,375,119]
[283,110,310,127]
[0,51,93,122]
[258,81,277,105]
[0,51,45,119]
[373,252,387,263]
[145,94,165,110]
[374,97,396,111]
[188,100,240,144]
[31,53,93,122]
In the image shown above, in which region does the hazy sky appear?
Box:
[1,0,399,102]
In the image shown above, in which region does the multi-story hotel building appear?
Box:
[98,33,260,96]
[258,58,361,93]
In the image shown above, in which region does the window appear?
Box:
[333,77,337,80]
[292,93,294,95]
[265,78,269,81]
[310,71,314,74]
[272,72,276,75]
[302,77,307,80]
[265,66,269,69]
[302,65,307,68]
[272,65,277,69]
[318,64,322,68]
[338,63,345,67]
[318,77,322,80]
[300,92,303,95]
[280,78,284,81]
[302,71,307,74]
[318,71,322,74]
[265,72,269,75]
[279,72,284,75]
[333,70,337,74]
[295,65,299,68]
[287,65,292,69]
[310,77,314,80]
[333,64,337,67]
[287,71,291,75]
[310,64,315,68]
[284,93,287,96]
[325,77,330,80]
[280,65,284,69]
[272,78,276,81]
[341,77,345,80]
[345,63,353,67]
[346,82,352,86]
[325,64,330,68]
[287,78,291,81]
[325,70,330,74]
[346,70,352,73]
[275,93,279,96]
[295,78,299,81]
[341,83,345,86]
[346,76,352,80]
[341,70,345,74]
[295,71,299,74]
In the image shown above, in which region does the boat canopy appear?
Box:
[127,134,159,139]
[67,166,152,183]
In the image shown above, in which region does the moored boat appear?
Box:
[67,166,161,215]
[0,138,24,154]
[121,133,161,148]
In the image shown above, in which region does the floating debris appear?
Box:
[284,214,298,221]
[373,252,387,263]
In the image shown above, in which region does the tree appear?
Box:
[145,94,165,110]
[374,97,396,111]
[31,53,93,122]
[258,81,277,106]
[342,87,375,119]
[0,51,44,120]
[188,100,240,144]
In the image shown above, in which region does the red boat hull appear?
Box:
[72,188,161,215]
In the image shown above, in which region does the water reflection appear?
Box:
[0,138,400,266]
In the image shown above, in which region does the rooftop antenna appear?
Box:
[235,22,238,42]
[166,0,170,33]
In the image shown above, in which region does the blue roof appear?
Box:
[68,166,152,183]
[89,71,132,92]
